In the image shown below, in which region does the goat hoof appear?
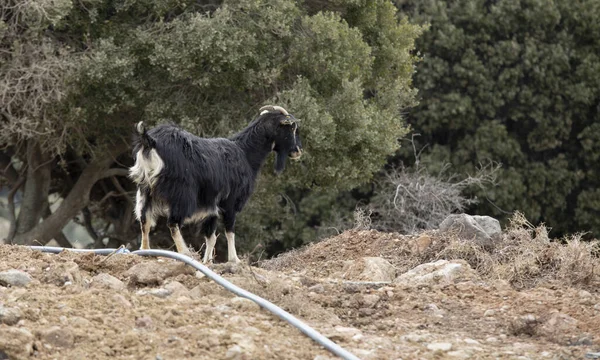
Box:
[228,257,241,264]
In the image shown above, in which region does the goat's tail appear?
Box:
[135,121,155,149]
[130,121,163,187]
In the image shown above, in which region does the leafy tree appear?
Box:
[395,0,600,237]
[1,0,423,252]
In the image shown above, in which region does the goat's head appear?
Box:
[259,105,303,174]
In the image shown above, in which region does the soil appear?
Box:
[1,229,599,359]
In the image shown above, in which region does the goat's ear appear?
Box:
[280,116,294,126]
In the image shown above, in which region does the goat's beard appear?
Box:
[274,151,288,174]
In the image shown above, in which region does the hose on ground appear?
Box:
[29,246,362,360]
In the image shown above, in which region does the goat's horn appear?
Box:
[259,105,289,116]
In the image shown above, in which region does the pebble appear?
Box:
[308,284,325,293]
[427,342,453,352]
[135,316,153,329]
[112,294,132,308]
[0,270,32,287]
[230,297,260,312]
[0,306,22,326]
[485,337,498,343]
[361,294,381,308]
[484,309,495,317]
[463,338,480,345]
[42,326,74,348]
[90,273,125,291]
[225,345,243,359]
[136,288,172,298]
[447,350,472,358]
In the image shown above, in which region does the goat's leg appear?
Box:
[140,220,151,250]
[135,189,153,250]
[223,212,241,263]
[167,222,192,255]
[201,216,218,264]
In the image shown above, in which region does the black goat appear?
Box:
[129,105,303,263]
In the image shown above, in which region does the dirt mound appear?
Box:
[263,216,600,290]
[1,222,600,360]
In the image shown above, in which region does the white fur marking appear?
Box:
[134,189,144,221]
[226,232,241,263]
[129,149,164,188]
[184,208,219,225]
[203,232,217,263]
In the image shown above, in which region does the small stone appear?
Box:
[447,350,472,358]
[189,285,203,300]
[0,306,22,326]
[0,270,32,287]
[401,333,430,343]
[70,316,92,328]
[125,261,194,286]
[361,294,380,308]
[136,288,172,298]
[308,284,325,293]
[485,337,498,343]
[135,316,153,329]
[463,338,480,345]
[42,326,74,348]
[91,273,125,291]
[225,344,243,359]
[427,342,453,352]
[579,290,592,298]
[230,297,260,312]
[357,257,396,282]
[413,234,432,253]
[521,314,536,322]
[112,294,132,308]
[594,303,600,311]
[0,327,34,358]
[164,281,189,297]
[484,309,496,317]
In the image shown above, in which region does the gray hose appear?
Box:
[29,246,361,360]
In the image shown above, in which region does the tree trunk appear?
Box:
[15,142,52,235]
[41,205,73,248]
[13,143,128,246]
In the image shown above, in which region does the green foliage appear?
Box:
[2,0,423,251]
[398,0,600,237]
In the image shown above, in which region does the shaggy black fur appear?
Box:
[131,109,303,251]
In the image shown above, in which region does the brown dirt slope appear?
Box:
[0,224,599,359]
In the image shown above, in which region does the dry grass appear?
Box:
[264,212,600,290]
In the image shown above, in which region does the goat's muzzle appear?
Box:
[289,147,303,160]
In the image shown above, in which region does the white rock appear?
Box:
[90,273,125,291]
[0,270,32,287]
[447,350,472,358]
[395,260,476,286]
[427,342,453,352]
[484,309,495,317]
[439,214,501,247]
[229,297,260,312]
[463,338,480,345]
[358,257,396,282]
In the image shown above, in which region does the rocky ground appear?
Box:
[1,225,599,359]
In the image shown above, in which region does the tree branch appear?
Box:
[12,142,128,245]
[98,168,129,180]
